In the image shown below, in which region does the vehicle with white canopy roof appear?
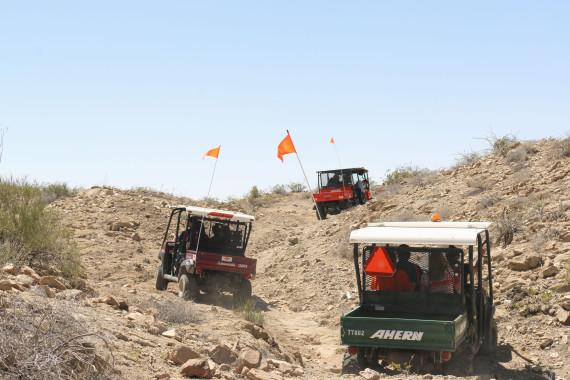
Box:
[340,218,497,374]
[156,205,256,303]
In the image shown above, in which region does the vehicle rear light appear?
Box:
[440,351,451,362]
[245,274,252,279]
[348,346,358,356]
[196,269,203,274]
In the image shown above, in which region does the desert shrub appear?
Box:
[481,132,520,157]
[454,151,481,167]
[477,194,500,209]
[505,147,527,163]
[553,134,570,157]
[287,182,306,193]
[270,184,288,195]
[494,209,521,247]
[466,177,494,195]
[234,299,264,327]
[148,298,200,325]
[384,165,435,185]
[248,186,261,200]
[0,296,113,379]
[0,178,82,280]
[41,182,79,203]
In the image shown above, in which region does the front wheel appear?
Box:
[156,267,168,291]
[178,273,199,301]
[233,279,252,304]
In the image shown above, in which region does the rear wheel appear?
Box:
[156,267,168,291]
[316,205,327,220]
[479,318,498,355]
[178,273,199,301]
[233,279,252,304]
[341,348,367,375]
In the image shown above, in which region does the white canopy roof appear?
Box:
[170,205,255,222]
[349,222,491,246]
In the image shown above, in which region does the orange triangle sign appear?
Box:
[364,247,396,276]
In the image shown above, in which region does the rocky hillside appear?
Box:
[1,137,568,380]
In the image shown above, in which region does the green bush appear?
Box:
[270,184,288,195]
[41,182,79,203]
[0,178,82,280]
[287,182,306,193]
[384,165,434,185]
[233,299,265,327]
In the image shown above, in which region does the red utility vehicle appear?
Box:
[156,206,256,302]
[313,168,372,220]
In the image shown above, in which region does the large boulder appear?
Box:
[239,348,261,369]
[507,255,542,270]
[39,276,66,290]
[179,358,212,378]
[170,344,201,365]
[208,345,236,365]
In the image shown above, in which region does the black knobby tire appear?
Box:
[233,279,252,304]
[178,273,199,301]
[316,205,327,220]
[479,318,498,355]
[341,348,367,375]
[156,267,168,291]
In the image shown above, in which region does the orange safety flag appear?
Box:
[277,131,296,162]
[203,146,220,159]
[330,137,335,143]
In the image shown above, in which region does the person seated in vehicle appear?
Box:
[187,220,209,251]
[209,223,228,251]
[370,250,413,292]
[420,253,454,294]
[395,245,422,291]
[446,245,481,293]
[327,174,342,187]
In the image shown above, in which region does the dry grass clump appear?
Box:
[0,178,82,281]
[233,299,265,327]
[481,132,520,157]
[477,194,500,209]
[493,208,522,247]
[553,134,570,157]
[139,297,201,325]
[454,150,481,167]
[0,296,113,379]
[384,165,435,185]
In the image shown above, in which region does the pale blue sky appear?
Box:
[1,1,568,200]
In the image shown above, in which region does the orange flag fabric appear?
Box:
[330,137,335,143]
[203,146,220,159]
[277,131,296,162]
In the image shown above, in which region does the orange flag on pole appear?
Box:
[330,137,335,143]
[203,146,220,159]
[277,130,296,162]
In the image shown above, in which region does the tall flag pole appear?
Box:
[195,145,221,253]
[277,131,323,219]
[203,145,221,203]
[330,137,346,190]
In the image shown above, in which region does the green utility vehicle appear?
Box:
[341,221,497,374]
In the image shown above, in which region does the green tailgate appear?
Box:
[340,306,468,351]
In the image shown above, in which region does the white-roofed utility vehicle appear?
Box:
[156,206,256,303]
[341,219,497,375]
